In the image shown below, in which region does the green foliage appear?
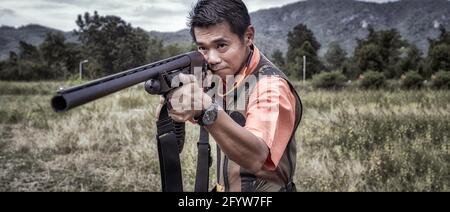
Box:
[401,71,423,89]
[75,11,151,77]
[425,26,450,77]
[18,41,40,61]
[147,41,194,63]
[286,24,323,79]
[271,49,285,69]
[355,43,383,72]
[324,41,347,71]
[287,41,324,79]
[0,21,178,81]
[427,43,450,73]
[312,71,346,90]
[428,25,450,49]
[40,32,66,64]
[40,32,83,79]
[359,70,386,89]
[0,42,51,81]
[354,26,408,78]
[398,44,423,77]
[0,34,83,81]
[2,12,448,87]
[432,71,450,89]
[146,37,166,62]
[287,24,321,62]
[341,57,360,79]
[163,43,187,58]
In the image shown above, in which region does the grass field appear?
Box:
[0,81,448,191]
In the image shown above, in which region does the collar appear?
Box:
[235,44,260,80]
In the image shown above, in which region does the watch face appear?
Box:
[203,110,214,125]
[202,104,217,125]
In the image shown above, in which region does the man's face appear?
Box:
[194,22,250,80]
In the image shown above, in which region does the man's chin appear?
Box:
[212,69,230,79]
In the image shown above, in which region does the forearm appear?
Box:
[205,109,269,173]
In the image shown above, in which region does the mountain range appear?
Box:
[1,0,450,60]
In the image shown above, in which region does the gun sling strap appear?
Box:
[156,103,211,192]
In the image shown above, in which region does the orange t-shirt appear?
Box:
[237,46,297,171]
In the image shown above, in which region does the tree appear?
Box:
[398,44,423,77]
[428,25,450,49]
[342,57,359,79]
[64,43,83,77]
[75,11,151,77]
[428,43,450,72]
[16,41,47,80]
[40,32,81,79]
[18,41,40,61]
[287,41,323,79]
[354,26,408,78]
[40,32,67,66]
[426,25,450,75]
[0,52,20,80]
[0,52,16,80]
[355,43,383,74]
[146,37,166,62]
[324,41,347,71]
[163,43,186,58]
[286,24,323,79]
[271,49,285,69]
[39,32,84,80]
[287,24,321,63]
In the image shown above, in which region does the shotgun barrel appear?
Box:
[51,51,206,112]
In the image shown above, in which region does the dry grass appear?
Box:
[0,81,449,191]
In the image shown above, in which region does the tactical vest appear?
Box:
[214,52,303,192]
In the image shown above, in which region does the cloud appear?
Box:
[0,8,20,26]
[0,8,16,17]
[244,0,303,12]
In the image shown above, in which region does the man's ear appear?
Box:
[244,25,255,47]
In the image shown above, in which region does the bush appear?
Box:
[358,71,386,89]
[432,71,450,89]
[401,71,423,89]
[312,71,346,89]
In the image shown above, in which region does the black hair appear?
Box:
[187,0,251,42]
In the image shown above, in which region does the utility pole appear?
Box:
[303,55,306,85]
[79,60,89,80]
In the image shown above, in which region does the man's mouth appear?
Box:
[210,68,225,72]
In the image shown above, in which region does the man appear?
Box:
[161,0,302,192]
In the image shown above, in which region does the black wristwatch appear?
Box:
[194,100,218,126]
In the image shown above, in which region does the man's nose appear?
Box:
[206,50,221,66]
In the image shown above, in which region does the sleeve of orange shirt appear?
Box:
[244,76,297,171]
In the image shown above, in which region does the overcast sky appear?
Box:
[0,0,398,32]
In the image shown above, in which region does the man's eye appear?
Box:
[198,46,206,51]
[217,44,227,49]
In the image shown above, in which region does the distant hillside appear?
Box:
[150,0,450,56]
[250,0,450,56]
[0,24,77,60]
[1,0,450,60]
